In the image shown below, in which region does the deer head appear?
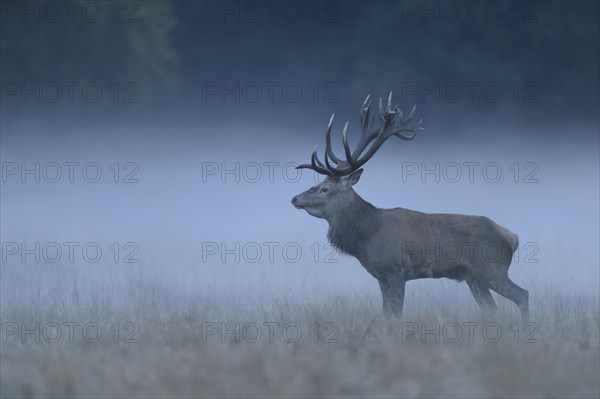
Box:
[291,92,424,220]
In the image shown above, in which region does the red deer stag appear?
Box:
[291,93,529,321]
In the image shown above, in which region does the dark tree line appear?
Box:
[1,1,597,121]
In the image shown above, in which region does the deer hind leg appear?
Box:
[467,279,498,316]
[377,271,405,319]
[489,277,529,322]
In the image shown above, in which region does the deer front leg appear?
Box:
[377,270,405,318]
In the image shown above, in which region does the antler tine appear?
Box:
[325,113,342,164]
[312,146,334,176]
[296,145,333,176]
[311,146,328,169]
[407,104,417,121]
[341,121,356,167]
[324,147,335,170]
[351,94,380,160]
[360,94,371,132]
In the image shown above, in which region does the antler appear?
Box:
[296,92,424,177]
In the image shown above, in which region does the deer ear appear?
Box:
[344,169,363,186]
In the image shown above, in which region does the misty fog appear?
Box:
[2,116,598,305]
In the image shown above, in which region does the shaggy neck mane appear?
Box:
[326,191,379,259]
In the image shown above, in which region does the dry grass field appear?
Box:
[1,262,598,398]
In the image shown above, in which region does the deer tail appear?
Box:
[497,223,519,253]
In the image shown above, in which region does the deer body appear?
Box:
[328,197,518,282]
[292,93,529,320]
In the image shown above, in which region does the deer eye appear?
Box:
[320,187,329,193]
